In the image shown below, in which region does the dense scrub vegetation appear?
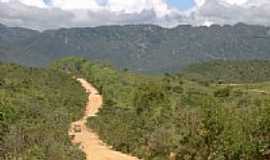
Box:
[183,60,270,83]
[0,63,86,160]
[53,57,270,160]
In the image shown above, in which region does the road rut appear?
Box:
[69,78,139,160]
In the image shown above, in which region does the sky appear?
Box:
[0,0,270,30]
[167,0,194,10]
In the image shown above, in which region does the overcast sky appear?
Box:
[0,0,270,30]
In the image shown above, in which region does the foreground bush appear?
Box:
[0,64,86,160]
[53,57,270,160]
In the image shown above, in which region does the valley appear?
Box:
[1,58,270,159]
[54,57,270,160]
[1,1,270,160]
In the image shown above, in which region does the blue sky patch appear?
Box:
[168,0,195,10]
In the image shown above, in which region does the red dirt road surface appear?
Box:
[69,78,139,160]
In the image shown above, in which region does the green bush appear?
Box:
[0,64,86,160]
[52,57,270,160]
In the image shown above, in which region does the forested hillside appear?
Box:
[1,23,270,72]
[0,63,86,159]
[183,60,270,83]
[53,57,270,160]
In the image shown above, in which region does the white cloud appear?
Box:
[1,0,47,7]
[220,0,248,6]
[194,0,206,7]
[193,0,270,26]
[51,0,101,10]
[1,0,171,15]
[194,0,249,7]
[0,0,177,29]
[0,0,270,30]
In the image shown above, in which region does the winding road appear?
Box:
[69,78,139,160]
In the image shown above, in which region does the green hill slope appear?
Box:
[0,63,86,159]
[53,57,270,160]
[183,60,270,83]
[1,23,270,73]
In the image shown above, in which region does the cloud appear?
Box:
[51,0,101,10]
[193,0,270,26]
[0,0,181,30]
[0,0,270,30]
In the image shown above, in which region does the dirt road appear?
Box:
[69,78,139,160]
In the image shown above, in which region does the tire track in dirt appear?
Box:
[69,78,139,160]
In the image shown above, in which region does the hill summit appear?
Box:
[1,23,270,73]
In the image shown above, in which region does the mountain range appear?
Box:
[1,23,270,73]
